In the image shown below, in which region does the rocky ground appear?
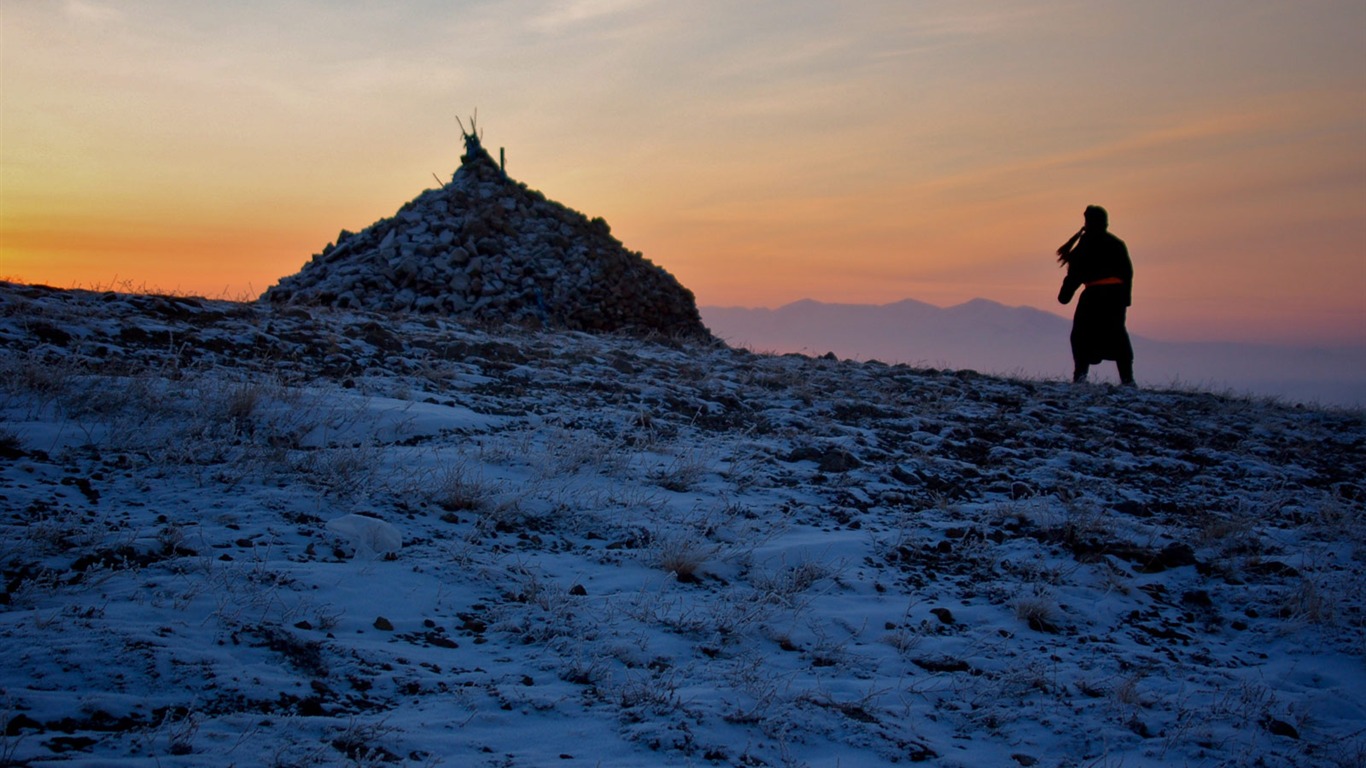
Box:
[1,280,1363,767]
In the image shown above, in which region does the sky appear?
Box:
[2,0,1364,345]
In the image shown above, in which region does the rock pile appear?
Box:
[263,131,711,339]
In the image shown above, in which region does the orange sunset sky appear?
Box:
[3,1,1364,344]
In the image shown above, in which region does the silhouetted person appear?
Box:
[1056,205,1135,385]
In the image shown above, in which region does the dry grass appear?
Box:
[1014,594,1063,633]
[654,531,717,583]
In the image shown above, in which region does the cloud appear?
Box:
[913,89,1362,201]
[61,0,122,24]
[530,0,659,31]
[901,4,1060,39]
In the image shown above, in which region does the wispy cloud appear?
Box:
[61,0,122,24]
[915,89,1363,198]
[900,4,1062,39]
[530,0,659,32]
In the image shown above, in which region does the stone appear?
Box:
[263,132,711,339]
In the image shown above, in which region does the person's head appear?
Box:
[1083,205,1109,231]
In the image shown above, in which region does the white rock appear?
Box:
[325,514,402,559]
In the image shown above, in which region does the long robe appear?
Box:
[1058,231,1133,365]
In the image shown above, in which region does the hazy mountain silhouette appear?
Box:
[702,299,1366,407]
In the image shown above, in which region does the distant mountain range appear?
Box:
[701,298,1366,407]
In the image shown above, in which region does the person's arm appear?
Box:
[1057,228,1086,302]
[1059,272,1081,304]
[1056,228,1085,264]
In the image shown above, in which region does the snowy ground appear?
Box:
[1,281,1363,767]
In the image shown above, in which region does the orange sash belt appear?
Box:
[1085,277,1125,288]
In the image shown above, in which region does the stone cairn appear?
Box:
[263,125,712,339]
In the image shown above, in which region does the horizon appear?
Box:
[3,2,1364,346]
[699,299,1366,407]
[8,271,1364,354]
[697,296,1366,349]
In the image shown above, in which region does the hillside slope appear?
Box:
[2,281,1364,767]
